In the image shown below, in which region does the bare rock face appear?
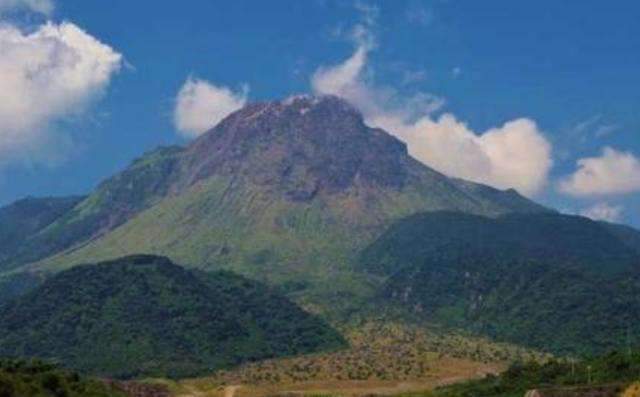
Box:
[181,95,409,200]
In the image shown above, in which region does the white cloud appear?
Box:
[580,202,623,223]
[311,39,552,196]
[0,0,53,15]
[312,46,368,103]
[559,147,640,196]
[389,115,552,195]
[173,77,248,138]
[0,22,122,165]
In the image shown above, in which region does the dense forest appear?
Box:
[360,211,640,355]
[360,211,640,276]
[0,255,345,379]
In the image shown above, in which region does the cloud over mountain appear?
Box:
[580,202,623,223]
[0,21,121,165]
[311,29,552,197]
[560,147,640,196]
[174,77,248,138]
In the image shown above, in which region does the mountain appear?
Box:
[0,255,345,378]
[2,94,640,358]
[359,211,640,354]
[3,95,546,312]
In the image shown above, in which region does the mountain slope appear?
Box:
[601,222,640,254]
[0,147,183,273]
[15,96,546,313]
[380,257,640,355]
[359,211,640,276]
[358,211,640,354]
[0,196,84,271]
[0,255,345,378]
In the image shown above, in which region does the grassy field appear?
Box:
[161,321,549,397]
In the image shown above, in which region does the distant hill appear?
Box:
[359,211,640,355]
[0,255,345,378]
[359,211,640,276]
[0,196,84,271]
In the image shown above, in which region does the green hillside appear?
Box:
[0,196,84,271]
[0,147,183,273]
[0,255,345,379]
[359,211,640,355]
[601,221,640,254]
[360,211,640,276]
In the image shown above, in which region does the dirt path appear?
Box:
[224,385,241,397]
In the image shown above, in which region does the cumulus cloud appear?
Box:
[173,77,248,138]
[378,114,552,195]
[580,202,623,223]
[559,147,640,196]
[0,22,122,165]
[311,33,552,196]
[0,0,53,15]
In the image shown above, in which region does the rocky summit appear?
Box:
[181,95,410,198]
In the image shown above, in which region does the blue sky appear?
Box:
[1,0,639,226]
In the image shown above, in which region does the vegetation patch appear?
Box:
[0,359,125,397]
[0,255,345,379]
